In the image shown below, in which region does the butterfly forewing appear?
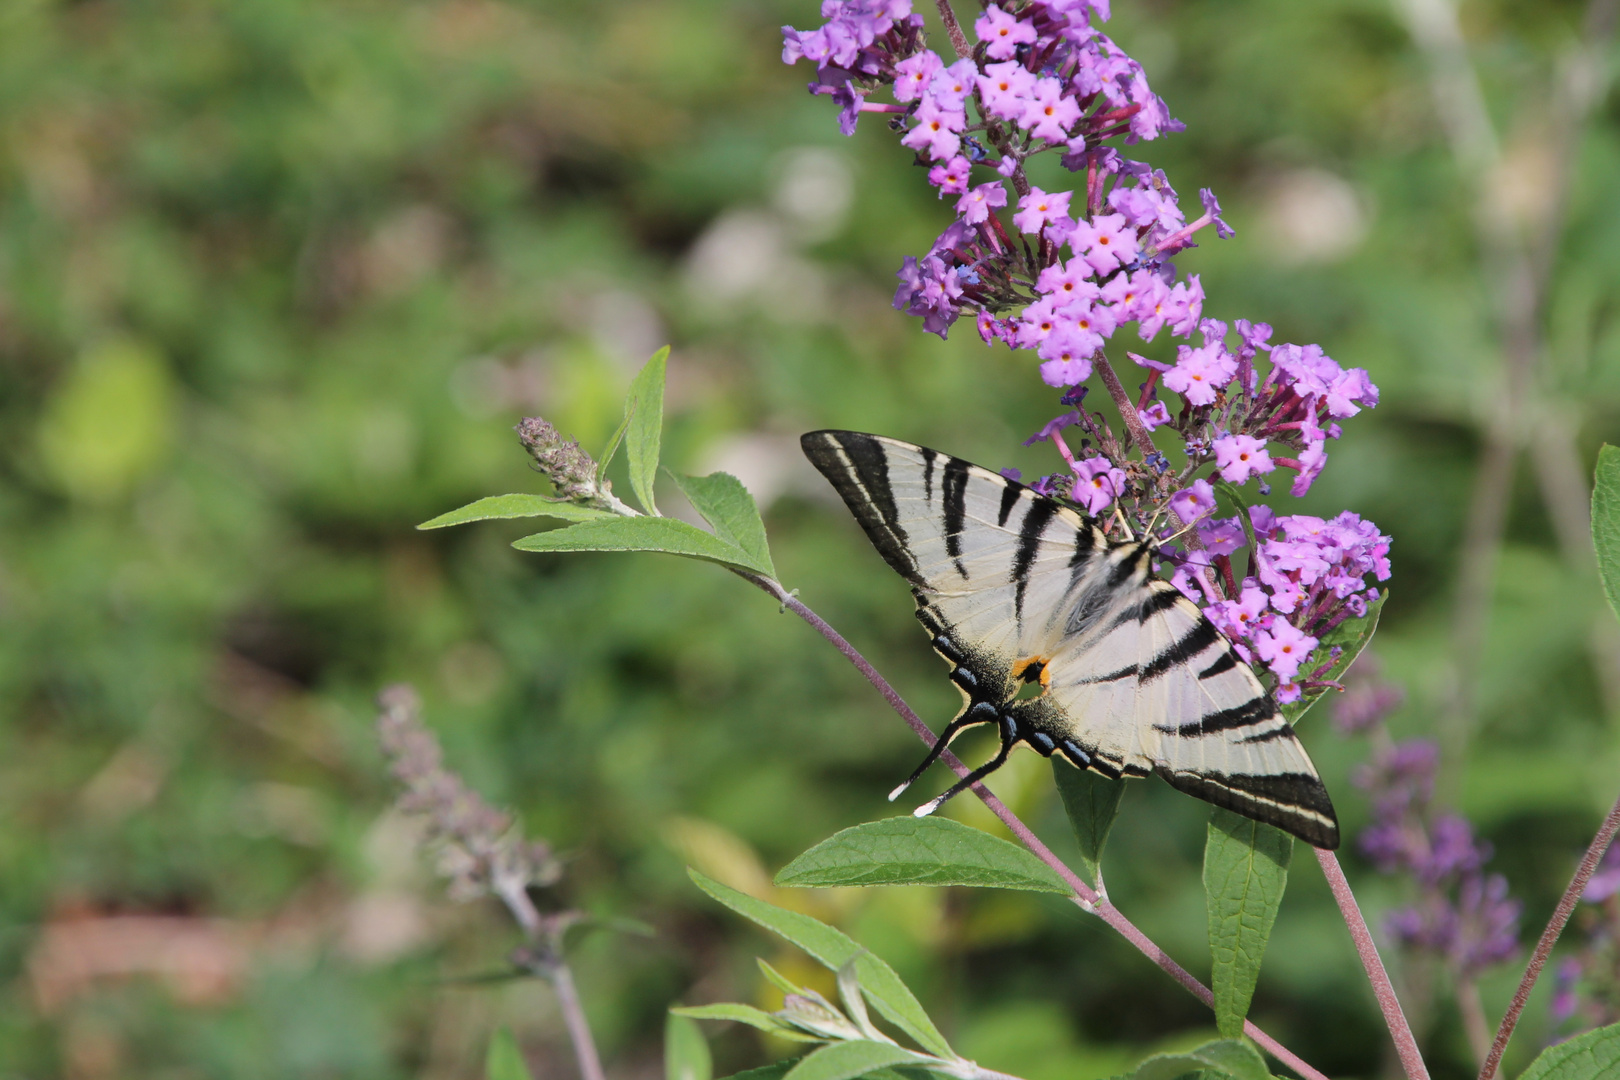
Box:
[801,429,1339,849]
[801,430,1098,662]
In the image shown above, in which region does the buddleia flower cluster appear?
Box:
[1353,740,1521,978]
[1330,668,1522,984]
[783,0,1389,698]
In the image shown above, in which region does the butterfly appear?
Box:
[801,430,1339,849]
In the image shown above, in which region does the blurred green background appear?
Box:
[2,0,1618,1076]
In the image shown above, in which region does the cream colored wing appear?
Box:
[801,429,1339,848]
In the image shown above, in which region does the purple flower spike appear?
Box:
[786,0,1390,697]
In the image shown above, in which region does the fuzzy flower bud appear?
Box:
[517,416,604,504]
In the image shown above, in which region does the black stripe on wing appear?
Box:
[1011,498,1059,624]
[801,431,923,585]
[941,457,971,577]
[1159,766,1340,848]
[1154,695,1276,736]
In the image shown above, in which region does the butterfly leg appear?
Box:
[912,710,1018,818]
[888,700,998,802]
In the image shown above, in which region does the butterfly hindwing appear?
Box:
[801,429,1340,849]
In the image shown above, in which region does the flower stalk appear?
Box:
[375,686,604,1080]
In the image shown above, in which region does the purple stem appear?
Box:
[743,571,1330,1080]
[1315,848,1431,1080]
[934,0,971,61]
[1096,351,1160,463]
[1478,791,1620,1080]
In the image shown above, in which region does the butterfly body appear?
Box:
[801,429,1339,849]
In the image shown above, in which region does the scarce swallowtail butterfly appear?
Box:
[802,430,1340,849]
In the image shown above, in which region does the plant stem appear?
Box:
[1315,848,1431,1080]
[1478,791,1620,1080]
[1457,977,1491,1071]
[495,880,607,1080]
[934,0,971,61]
[550,962,606,1080]
[1096,352,1159,461]
[744,571,1330,1080]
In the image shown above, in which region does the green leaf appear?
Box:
[671,470,776,579]
[1518,1021,1620,1080]
[1132,1039,1271,1080]
[758,957,803,996]
[1280,589,1387,725]
[1203,807,1292,1039]
[688,869,953,1058]
[513,516,773,576]
[598,406,634,484]
[1211,480,1260,581]
[486,1029,535,1080]
[419,494,612,530]
[774,817,1068,893]
[782,1040,930,1080]
[671,1004,822,1043]
[1594,445,1620,625]
[627,346,669,514]
[667,1012,713,1080]
[1051,759,1126,887]
[718,1064,799,1080]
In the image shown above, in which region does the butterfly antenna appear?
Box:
[913,727,1015,817]
[1112,506,1136,541]
[887,716,972,802]
[1143,504,1166,540]
[1160,516,1198,547]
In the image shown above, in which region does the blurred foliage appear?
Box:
[0,0,1617,1077]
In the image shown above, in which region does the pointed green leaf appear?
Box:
[1594,445,1620,625]
[1051,759,1126,887]
[671,1004,823,1043]
[758,957,803,996]
[783,1041,929,1080]
[420,494,611,530]
[667,1012,713,1080]
[688,869,952,1058]
[774,816,1067,893]
[1203,808,1292,1040]
[598,407,634,483]
[1280,590,1386,725]
[513,516,773,576]
[1132,1039,1271,1080]
[486,1029,535,1080]
[672,470,776,578]
[627,346,670,514]
[1518,1021,1620,1080]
